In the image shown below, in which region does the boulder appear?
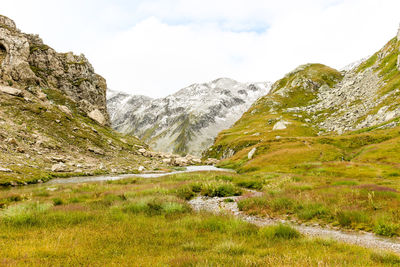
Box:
[0,167,12,172]
[248,147,257,160]
[88,109,106,125]
[0,85,23,97]
[58,105,72,116]
[191,158,202,164]
[204,158,219,165]
[162,158,172,164]
[138,148,147,155]
[272,120,291,131]
[138,166,145,172]
[174,157,189,167]
[51,163,68,172]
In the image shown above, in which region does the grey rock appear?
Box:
[0,15,109,124]
[51,163,67,172]
[107,79,271,156]
[247,147,257,160]
[0,85,23,96]
[0,167,12,172]
[88,109,106,125]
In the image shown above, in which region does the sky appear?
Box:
[1,0,400,98]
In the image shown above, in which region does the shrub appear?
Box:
[235,179,263,190]
[260,224,301,240]
[201,183,242,197]
[176,186,195,200]
[122,198,190,216]
[52,198,64,206]
[145,199,164,216]
[190,183,202,193]
[374,221,399,237]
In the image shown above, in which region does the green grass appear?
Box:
[0,86,162,185]
[0,173,396,266]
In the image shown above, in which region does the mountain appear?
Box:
[107,78,271,156]
[205,27,400,175]
[0,15,164,186]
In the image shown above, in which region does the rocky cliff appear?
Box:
[108,78,271,156]
[205,27,400,174]
[0,15,165,186]
[0,15,109,125]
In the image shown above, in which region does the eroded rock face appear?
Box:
[0,15,109,125]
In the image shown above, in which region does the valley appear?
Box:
[1,12,400,266]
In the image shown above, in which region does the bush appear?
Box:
[374,221,399,237]
[260,224,301,240]
[190,183,202,193]
[201,183,242,197]
[176,186,196,200]
[52,198,64,206]
[122,198,190,216]
[235,179,263,190]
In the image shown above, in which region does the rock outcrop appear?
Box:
[108,78,271,156]
[0,15,166,186]
[0,15,109,125]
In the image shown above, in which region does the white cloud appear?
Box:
[1,0,400,97]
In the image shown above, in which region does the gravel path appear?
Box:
[188,192,400,253]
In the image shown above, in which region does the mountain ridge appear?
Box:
[108,78,271,156]
[205,27,400,175]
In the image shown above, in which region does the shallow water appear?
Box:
[46,165,234,185]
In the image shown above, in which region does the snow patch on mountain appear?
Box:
[107,78,271,156]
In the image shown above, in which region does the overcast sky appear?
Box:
[2,0,400,97]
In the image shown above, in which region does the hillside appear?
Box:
[205,28,400,175]
[0,15,164,186]
[108,78,271,156]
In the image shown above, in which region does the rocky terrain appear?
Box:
[0,15,170,186]
[108,78,271,156]
[205,26,400,172]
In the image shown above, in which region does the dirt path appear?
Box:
[188,192,400,254]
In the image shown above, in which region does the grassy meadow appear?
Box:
[1,171,400,266]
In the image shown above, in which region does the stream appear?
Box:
[46,165,234,184]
